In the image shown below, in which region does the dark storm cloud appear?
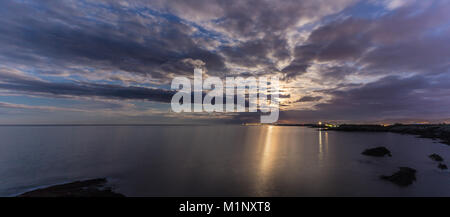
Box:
[160,0,356,37]
[221,34,290,71]
[2,0,352,79]
[0,0,227,79]
[295,96,322,103]
[277,74,450,122]
[0,68,251,105]
[154,0,356,71]
[361,36,450,74]
[315,65,356,83]
[281,18,371,78]
[277,95,322,108]
[283,1,450,78]
[0,69,176,103]
[0,0,355,79]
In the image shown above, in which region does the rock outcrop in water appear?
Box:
[362,146,392,157]
[428,154,447,170]
[429,153,444,162]
[438,163,448,170]
[18,178,124,197]
[381,167,416,186]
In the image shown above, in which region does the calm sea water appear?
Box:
[0,125,449,196]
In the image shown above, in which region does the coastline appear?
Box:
[17,178,124,197]
[273,123,450,145]
[322,124,450,145]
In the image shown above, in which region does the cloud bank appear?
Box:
[0,0,449,123]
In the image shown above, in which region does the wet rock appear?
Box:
[429,153,444,162]
[362,146,392,157]
[438,163,448,170]
[18,178,124,197]
[381,167,416,187]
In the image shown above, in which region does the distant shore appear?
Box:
[304,124,450,145]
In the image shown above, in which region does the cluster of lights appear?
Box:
[318,121,338,128]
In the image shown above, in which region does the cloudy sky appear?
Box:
[0,0,449,124]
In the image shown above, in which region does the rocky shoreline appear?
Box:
[18,178,124,197]
[323,124,450,145]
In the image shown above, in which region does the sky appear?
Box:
[0,0,450,124]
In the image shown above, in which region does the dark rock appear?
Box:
[18,178,124,197]
[381,167,416,187]
[438,163,448,170]
[429,153,444,162]
[362,146,392,157]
